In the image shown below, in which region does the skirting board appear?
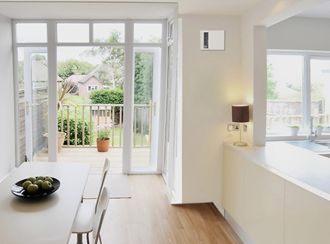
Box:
[224,210,254,244]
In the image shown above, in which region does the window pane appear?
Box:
[57,23,89,43]
[267,55,304,135]
[93,23,125,43]
[310,59,330,128]
[16,23,47,43]
[134,23,162,43]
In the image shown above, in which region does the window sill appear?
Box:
[266,134,330,141]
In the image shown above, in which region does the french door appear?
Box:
[131,47,162,172]
[14,20,166,174]
[18,47,48,163]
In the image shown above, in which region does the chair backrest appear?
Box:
[93,187,109,244]
[95,158,110,213]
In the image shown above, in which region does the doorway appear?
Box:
[14,20,166,174]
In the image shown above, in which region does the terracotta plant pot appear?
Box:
[97,138,110,152]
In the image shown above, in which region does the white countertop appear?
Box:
[0,162,90,244]
[224,141,330,201]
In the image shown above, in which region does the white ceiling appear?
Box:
[298,1,330,19]
[0,0,263,19]
[0,2,177,19]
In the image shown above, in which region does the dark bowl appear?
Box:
[11,177,60,199]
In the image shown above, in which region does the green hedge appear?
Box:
[89,88,123,104]
[58,117,92,145]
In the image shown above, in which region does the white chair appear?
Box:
[92,187,109,244]
[72,159,110,244]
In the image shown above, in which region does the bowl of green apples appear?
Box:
[11,176,60,199]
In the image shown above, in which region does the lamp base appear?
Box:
[233,141,248,147]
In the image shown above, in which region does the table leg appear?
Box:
[76,233,83,244]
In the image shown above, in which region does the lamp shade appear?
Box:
[232,105,249,123]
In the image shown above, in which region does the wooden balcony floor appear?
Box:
[35,147,150,174]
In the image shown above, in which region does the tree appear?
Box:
[267,64,278,99]
[134,53,153,104]
[88,33,125,88]
[58,59,94,80]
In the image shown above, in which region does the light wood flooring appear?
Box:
[70,175,241,244]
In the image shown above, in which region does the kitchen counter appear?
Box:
[223,141,330,244]
[225,141,330,201]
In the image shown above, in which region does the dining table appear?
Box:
[0,162,90,244]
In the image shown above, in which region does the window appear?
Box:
[93,23,125,43]
[16,23,47,43]
[88,85,98,91]
[267,54,304,135]
[134,23,162,43]
[310,58,330,126]
[57,23,89,43]
[267,52,330,136]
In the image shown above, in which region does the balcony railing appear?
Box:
[58,103,152,148]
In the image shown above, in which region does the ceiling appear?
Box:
[298,1,330,19]
[0,0,263,19]
[0,2,177,19]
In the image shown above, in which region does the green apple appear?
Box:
[44,177,53,183]
[27,184,39,194]
[41,181,52,191]
[35,180,44,188]
[27,177,36,183]
[36,176,45,181]
[22,180,32,190]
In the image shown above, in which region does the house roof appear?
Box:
[65,74,87,84]
[65,74,100,84]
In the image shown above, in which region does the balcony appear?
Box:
[30,103,152,172]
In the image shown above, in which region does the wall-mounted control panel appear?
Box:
[200,30,225,51]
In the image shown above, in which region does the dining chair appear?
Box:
[92,187,109,244]
[72,159,110,244]
[94,158,110,212]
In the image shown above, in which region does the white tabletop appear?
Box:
[0,162,90,244]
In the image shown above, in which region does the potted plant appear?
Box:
[316,125,324,136]
[288,125,299,136]
[97,126,111,152]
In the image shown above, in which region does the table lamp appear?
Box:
[232,104,249,146]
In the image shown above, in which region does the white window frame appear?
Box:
[12,19,167,174]
[267,50,330,141]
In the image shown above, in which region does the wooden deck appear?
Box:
[35,147,150,174]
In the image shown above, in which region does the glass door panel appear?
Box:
[57,46,125,172]
[17,47,48,163]
[132,47,161,171]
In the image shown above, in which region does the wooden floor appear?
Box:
[69,175,242,244]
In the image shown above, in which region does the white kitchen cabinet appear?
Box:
[285,182,330,244]
[223,147,247,225]
[243,161,285,244]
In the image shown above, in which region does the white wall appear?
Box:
[268,17,330,51]
[0,14,15,179]
[180,15,242,206]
